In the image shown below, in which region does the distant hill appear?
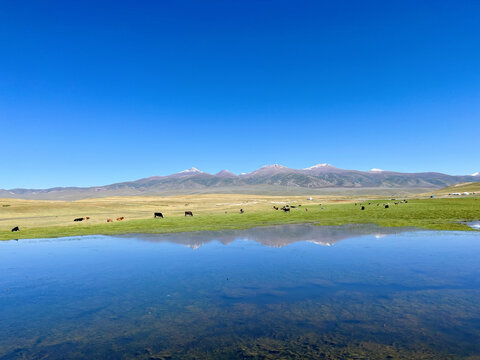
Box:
[1,164,479,200]
[434,182,480,195]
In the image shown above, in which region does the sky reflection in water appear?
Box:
[1,224,480,359]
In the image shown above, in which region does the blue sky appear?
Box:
[1,0,479,189]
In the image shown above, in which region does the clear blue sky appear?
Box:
[1,0,479,189]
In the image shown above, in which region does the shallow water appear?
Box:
[1,224,480,359]
[467,221,480,229]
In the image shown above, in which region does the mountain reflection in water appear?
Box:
[122,223,413,249]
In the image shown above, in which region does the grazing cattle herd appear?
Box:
[357,199,408,211]
[7,199,411,234]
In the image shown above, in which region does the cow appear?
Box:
[117,217,125,221]
[107,219,113,223]
[74,217,84,222]
[273,206,279,210]
[282,207,290,213]
[385,205,389,209]
[290,206,297,208]
[240,209,244,214]
[305,208,308,212]
[154,212,164,218]
[361,206,365,210]
[185,211,193,217]
[11,226,19,232]
[85,217,90,220]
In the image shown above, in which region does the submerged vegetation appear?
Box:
[0,196,479,240]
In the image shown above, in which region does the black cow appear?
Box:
[361,206,365,210]
[282,207,290,213]
[154,212,164,218]
[240,209,244,214]
[290,206,297,208]
[11,226,19,232]
[74,217,84,222]
[385,205,389,209]
[185,211,193,217]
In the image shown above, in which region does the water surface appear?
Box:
[1,224,480,359]
[466,220,480,229]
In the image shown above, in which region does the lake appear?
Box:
[1,224,480,359]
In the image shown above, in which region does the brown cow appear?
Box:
[117,217,125,221]
[85,217,90,220]
[107,219,113,223]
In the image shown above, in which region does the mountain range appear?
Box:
[1,164,479,200]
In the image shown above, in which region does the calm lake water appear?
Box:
[1,224,480,359]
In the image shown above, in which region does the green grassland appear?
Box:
[433,181,480,194]
[1,196,479,240]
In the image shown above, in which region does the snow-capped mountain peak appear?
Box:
[303,163,333,170]
[472,172,480,177]
[370,168,385,172]
[262,164,287,169]
[179,167,202,173]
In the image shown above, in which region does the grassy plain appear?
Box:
[433,181,480,194]
[1,194,479,240]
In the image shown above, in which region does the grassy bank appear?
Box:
[1,196,479,240]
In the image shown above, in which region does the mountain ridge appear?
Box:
[1,164,478,200]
